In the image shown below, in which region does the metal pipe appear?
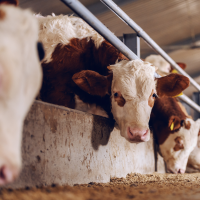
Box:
[61,0,161,77]
[101,0,200,92]
[179,94,200,113]
[60,0,200,113]
[61,0,139,61]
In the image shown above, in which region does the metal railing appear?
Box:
[61,0,200,112]
[100,0,200,113]
[101,0,200,91]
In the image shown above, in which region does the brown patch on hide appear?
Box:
[184,121,191,130]
[0,0,18,6]
[114,91,126,107]
[40,37,127,118]
[149,97,187,145]
[0,9,5,19]
[177,102,191,118]
[156,73,189,97]
[174,137,184,151]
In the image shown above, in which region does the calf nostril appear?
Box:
[127,127,149,142]
[0,166,6,180]
[178,169,185,174]
[0,166,14,184]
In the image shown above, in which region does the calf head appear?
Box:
[0,5,42,184]
[151,97,200,173]
[73,60,189,143]
[160,119,200,174]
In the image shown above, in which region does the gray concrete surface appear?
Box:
[7,101,165,188]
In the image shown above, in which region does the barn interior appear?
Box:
[19,0,200,99]
[1,0,200,200]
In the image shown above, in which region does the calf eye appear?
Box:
[114,92,119,97]
[37,42,45,61]
[152,93,158,98]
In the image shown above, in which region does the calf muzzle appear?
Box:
[127,127,149,142]
[0,165,20,185]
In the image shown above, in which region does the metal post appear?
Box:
[123,33,140,58]
[192,92,200,119]
[101,0,200,92]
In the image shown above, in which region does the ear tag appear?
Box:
[173,92,183,97]
[170,122,174,131]
[171,69,178,74]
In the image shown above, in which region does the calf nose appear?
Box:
[177,169,185,174]
[127,127,149,142]
[0,165,19,185]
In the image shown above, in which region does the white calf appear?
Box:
[0,5,42,184]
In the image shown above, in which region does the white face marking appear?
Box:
[160,118,200,173]
[110,60,156,143]
[36,14,104,63]
[0,6,42,183]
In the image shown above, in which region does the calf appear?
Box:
[37,14,189,143]
[150,97,200,173]
[0,4,42,184]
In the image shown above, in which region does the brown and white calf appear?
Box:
[0,4,42,184]
[37,14,189,143]
[150,97,200,174]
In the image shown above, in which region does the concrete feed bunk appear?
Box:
[7,101,165,188]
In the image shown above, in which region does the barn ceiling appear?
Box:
[18,0,200,97]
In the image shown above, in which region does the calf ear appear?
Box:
[72,70,112,97]
[0,0,19,6]
[170,63,187,73]
[177,63,186,70]
[156,73,189,97]
[168,115,181,131]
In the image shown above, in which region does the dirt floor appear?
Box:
[1,173,200,200]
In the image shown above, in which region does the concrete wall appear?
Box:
[8,101,165,188]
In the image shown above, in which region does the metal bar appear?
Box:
[60,0,200,113]
[179,94,200,113]
[101,0,200,92]
[61,0,139,61]
[192,92,200,119]
[123,33,140,58]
